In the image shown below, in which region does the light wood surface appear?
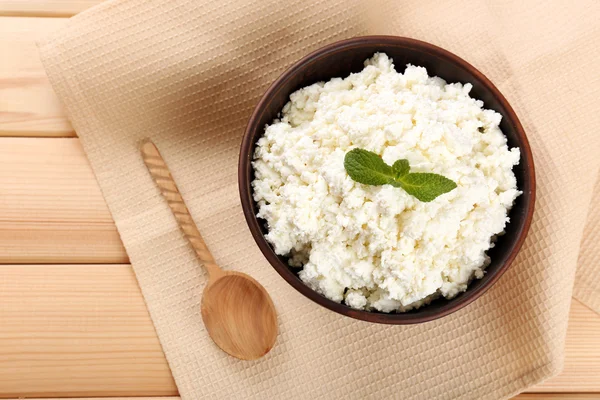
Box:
[5,398,181,400]
[0,17,73,136]
[0,138,127,263]
[0,0,100,17]
[0,7,598,400]
[141,140,278,361]
[0,265,177,398]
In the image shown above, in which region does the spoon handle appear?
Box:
[141,139,223,280]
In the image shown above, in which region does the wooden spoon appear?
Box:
[141,140,277,360]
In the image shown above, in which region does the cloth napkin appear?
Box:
[38,0,600,398]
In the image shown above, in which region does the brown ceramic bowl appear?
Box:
[238,36,535,324]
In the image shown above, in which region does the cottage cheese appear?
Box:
[252,53,521,312]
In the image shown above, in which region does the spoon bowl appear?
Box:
[202,271,277,360]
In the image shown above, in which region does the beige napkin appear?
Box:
[38,0,600,398]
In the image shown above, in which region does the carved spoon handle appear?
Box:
[141,139,222,280]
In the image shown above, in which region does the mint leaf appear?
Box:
[397,173,457,202]
[344,148,395,186]
[392,159,409,178]
[343,148,457,202]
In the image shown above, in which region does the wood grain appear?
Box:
[0,0,100,17]
[0,138,127,263]
[0,264,177,398]
[5,399,180,400]
[0,17,72,136]
[141,140,220,277]
[0,263,597,396]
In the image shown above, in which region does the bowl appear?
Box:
[238,36,535,324]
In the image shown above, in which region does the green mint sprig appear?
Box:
[344,148,457,202]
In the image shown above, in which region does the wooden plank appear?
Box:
[0,264,177,398]
[0,138,128,263]
[0,264,597,397]
[0,17,73,137]
[0,1,100,17]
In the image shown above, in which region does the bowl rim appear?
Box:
[238,35,536,324]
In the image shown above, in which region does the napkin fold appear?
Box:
[38,0,600,398]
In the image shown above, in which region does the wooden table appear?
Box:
[0,2,598,399]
